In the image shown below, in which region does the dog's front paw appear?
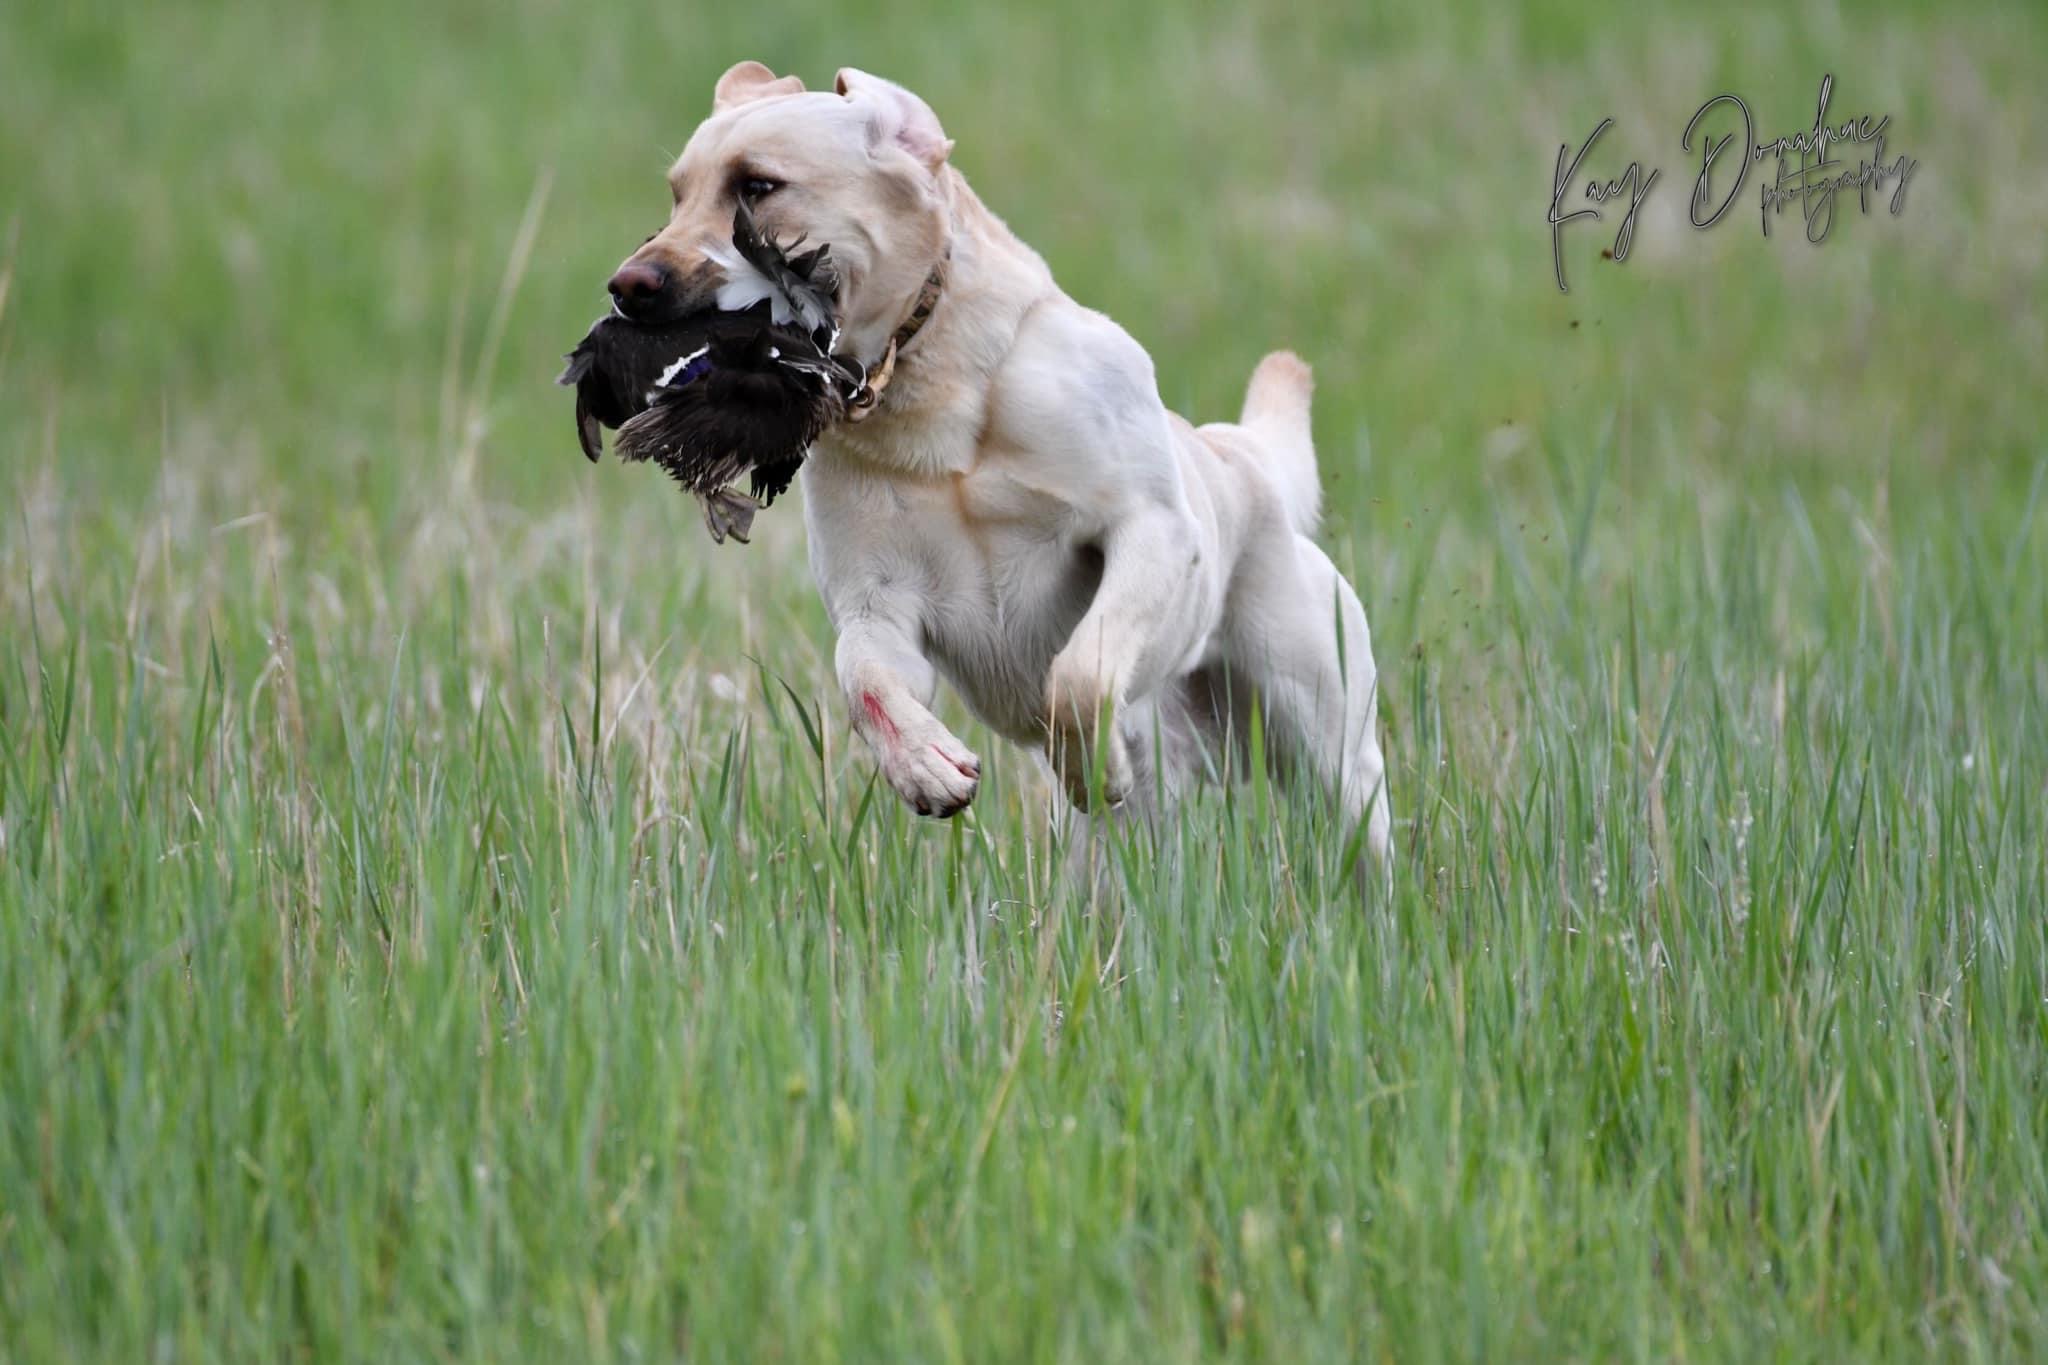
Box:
[876,722,981,819]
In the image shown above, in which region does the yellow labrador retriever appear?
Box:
[607,60,1391,865]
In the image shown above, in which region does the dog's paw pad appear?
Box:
[882,736,980,818]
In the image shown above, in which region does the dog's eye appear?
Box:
[738,177,782,202]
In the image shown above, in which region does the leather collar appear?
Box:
[839,244,950,421]
[885,245,950,360]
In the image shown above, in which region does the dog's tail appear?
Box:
[1239,350,1321,535]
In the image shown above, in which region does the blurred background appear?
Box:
[4,0,2040,681]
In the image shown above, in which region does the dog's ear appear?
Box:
[834,67,954,170]
[713,60,807,114]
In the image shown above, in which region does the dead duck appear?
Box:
[557,200,877,543]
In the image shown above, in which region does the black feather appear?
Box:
[614,321,847,505]
[556,204,866,530]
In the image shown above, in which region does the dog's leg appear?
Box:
[1227,535,1392,882]
[1043,507,1211,812]
[836,617,981,818]
[1058,685,1213,892]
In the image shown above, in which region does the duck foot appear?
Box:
[698,487,759,544]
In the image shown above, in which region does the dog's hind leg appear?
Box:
[1224,534,1393,887]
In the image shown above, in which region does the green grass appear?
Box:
[3,0,2046,1359]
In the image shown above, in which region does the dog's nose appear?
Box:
[607,260,673,319]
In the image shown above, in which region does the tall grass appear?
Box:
[2,0,2044,1358]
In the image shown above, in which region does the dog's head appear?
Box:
[607,62,954,357]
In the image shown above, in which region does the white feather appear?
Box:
[702,241,797,325]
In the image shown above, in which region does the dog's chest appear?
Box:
[920,464,1103,738]
[811,449,1100,741]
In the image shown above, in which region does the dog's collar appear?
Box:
[887,245,950,359]
[840,243,950,422]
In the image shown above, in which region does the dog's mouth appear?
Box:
[562,199,856,425]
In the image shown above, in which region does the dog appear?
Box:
[604,60,1391,868]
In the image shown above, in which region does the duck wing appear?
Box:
[557,312,717,459]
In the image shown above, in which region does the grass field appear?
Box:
[4,0,2046,1358]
